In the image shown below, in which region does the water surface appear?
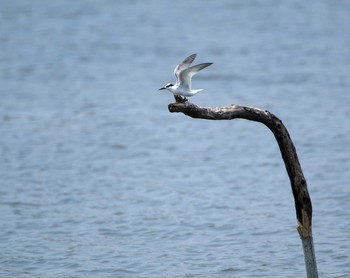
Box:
[1,1,350,277]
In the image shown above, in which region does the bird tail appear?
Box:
[191,89,203,95]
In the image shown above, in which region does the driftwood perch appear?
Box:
[168,99,318,278]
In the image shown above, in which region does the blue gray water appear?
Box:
[1,0,349,277]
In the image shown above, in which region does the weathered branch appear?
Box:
[168,99,318,277]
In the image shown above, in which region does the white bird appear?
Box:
[159,54,212,101]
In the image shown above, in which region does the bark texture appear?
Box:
[168,100,318,277]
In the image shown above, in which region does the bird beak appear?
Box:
[158,87,166,91]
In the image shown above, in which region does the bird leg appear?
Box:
[174,95,188,103]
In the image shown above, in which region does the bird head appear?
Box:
[159,83,174,91]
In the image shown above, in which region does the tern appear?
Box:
[159,54,212,101]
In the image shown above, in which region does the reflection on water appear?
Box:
[1,0,349,277]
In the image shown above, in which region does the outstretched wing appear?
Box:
[174,54,197,83]
[178,63,213,89]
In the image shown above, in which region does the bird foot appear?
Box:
[174,95,188,103]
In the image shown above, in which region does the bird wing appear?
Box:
[178,63,213,89]
[174,54,197,83]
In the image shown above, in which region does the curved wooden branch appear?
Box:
[168,100,318,277]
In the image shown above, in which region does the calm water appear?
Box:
[1,1,350,277]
